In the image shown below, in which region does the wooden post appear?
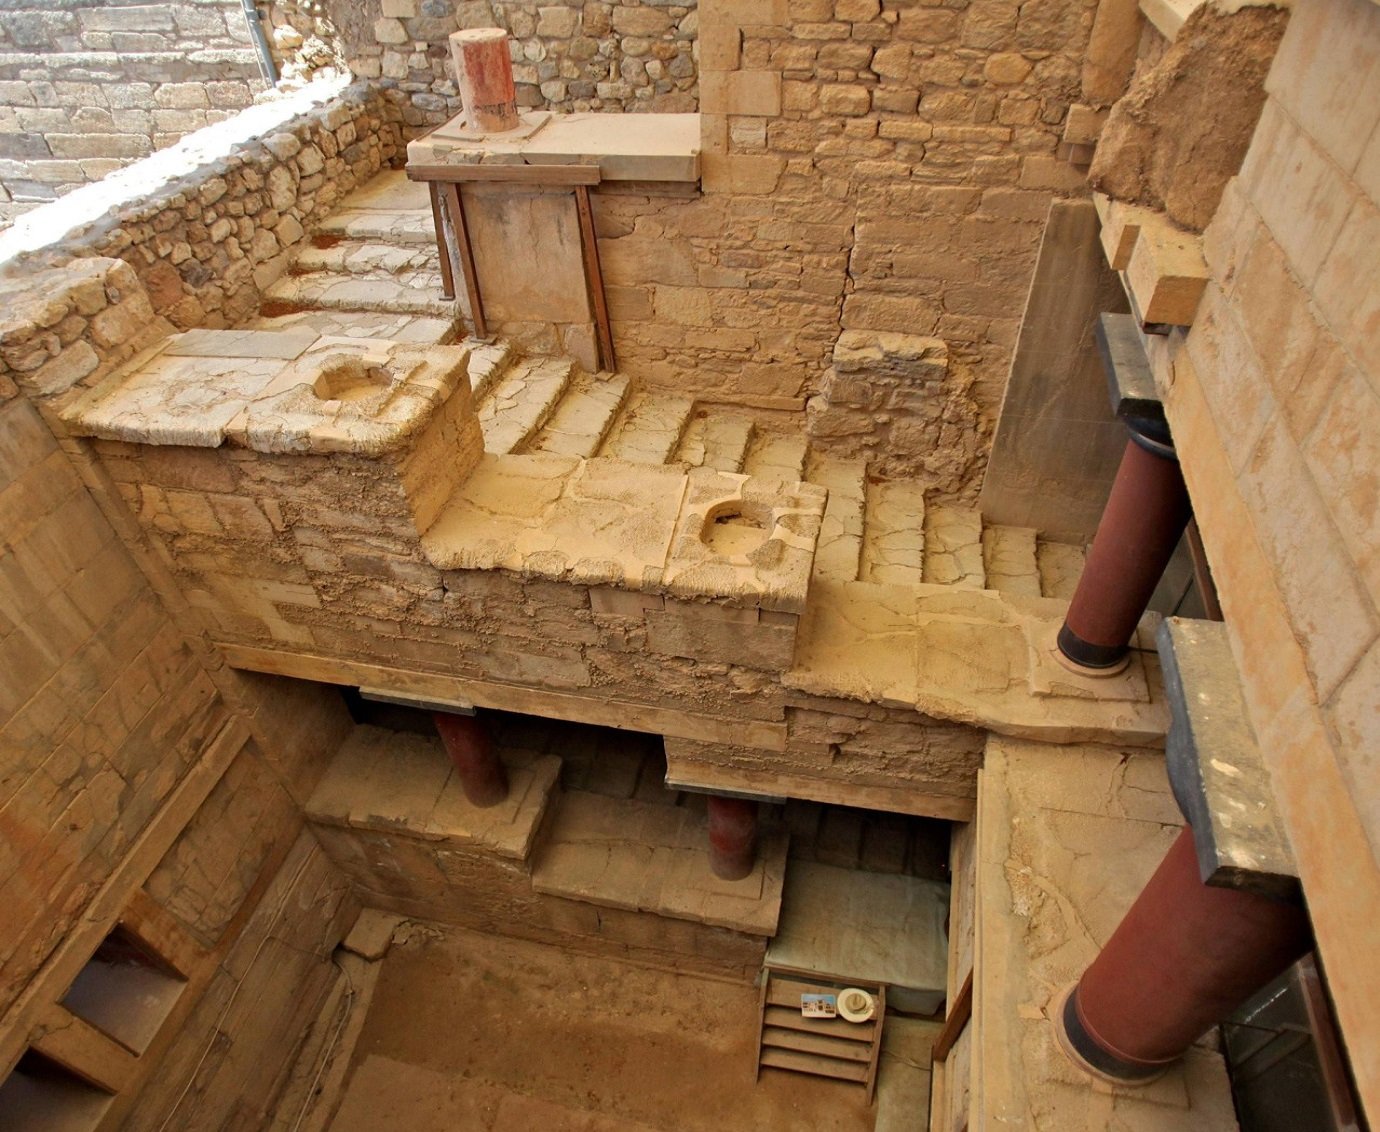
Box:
[443,182,487,339]
[428,182,456,302]
[574,184,616,370]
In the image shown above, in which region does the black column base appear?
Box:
[1057,623,1131,671]
[1054,984,1174,1085]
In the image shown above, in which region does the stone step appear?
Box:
[529,792,788,937]
[1036,538,1087,600]
[477,355,578,455]
[981,524,1041,598]
[305,725,561,865]
[675,410,755,472]
[464,338,516,403]
[291,240,437,277]
[315,208,436,246]
[597,390,696,465]
[860,479,927,585]
[875,1018,940,1132]
[922,504,985,589]
[742,430,810,485]
[261,268,455,318]
[524,371,632,458]
[807,456,866,583]
[244,308,456,345]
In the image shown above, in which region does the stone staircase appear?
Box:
[244,167,1089,606]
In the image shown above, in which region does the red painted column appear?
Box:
[707,796,758,881]
[1056,826,1312,1082]
[433,711,509,808]
[1057,430,1192,673]
[448,28,520,133]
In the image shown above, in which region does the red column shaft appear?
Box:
[448,29,519,133]
[1064,826,1312,1079]
[707,796,758,881]
[1058,436,1192,669]
[433,711,509,808]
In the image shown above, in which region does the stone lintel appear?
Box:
[1158,617,1300,902]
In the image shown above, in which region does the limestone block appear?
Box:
[1125,220,1209,327]
[702,153,784,195]
[645,598,797,670]
[700,70,781,116]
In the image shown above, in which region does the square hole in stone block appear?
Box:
[0,1049,113,1131]
[59,926,186,1055]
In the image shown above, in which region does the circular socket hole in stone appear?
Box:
[311,355,394,403]
[702,500,771,558]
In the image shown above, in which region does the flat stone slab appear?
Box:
[421,453,823,613]
[306,725,561,863]
[787,581,1170,746]
[975,738,1237,1128]
[766,862,949,1014]
[1158,617,1299,900]
[531,792,788,936]
[409,112,701,183]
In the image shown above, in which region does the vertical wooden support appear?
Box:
[30,1004,137,1094]
[443,181,488,339]
[428,182,456,302]
[574,184,616,371]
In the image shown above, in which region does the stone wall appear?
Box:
[323,0,698,128]
[593,0,1094,497]
[1144,0,1380,1112]
[3,82,403,332]
[0,253,359,1128]
[0,0,267,225]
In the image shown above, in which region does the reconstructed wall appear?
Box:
[326,0,698,126]
[592,0,1094,497]
[0,0,265,224]
[1144,0,1380,1111]
[0,254,360,1128]
[3,83,403,331]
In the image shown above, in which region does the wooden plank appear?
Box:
[217,643,790,753]
[574,184,616,371]
[864,984,886,1103]
[666,756,974,821]
[408,163,602,186]
[1093,191,1156,271]
[119,889,205,980]
[29,1004,137,1095]
[762,1005,873,1042]
[427,181,456,302]
[443,182,486,339]
[762,1026,873,1063]
[765,974,848,1009]
[0,719,250,1079]
[932,969,973,1064]
[760,1047,868,1083]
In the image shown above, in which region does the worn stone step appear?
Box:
[244,308,456,344]
[464,338,516,403]
[922,504,985,589]
[1036,538,1087,600]
[742,430,809,485]
[597,390,696,465]
[981,524,1041,597]
[529,791,788,937]
[524,371,632,458]
[675,410,755,472]
[261,268,455,318]
[291,240,437,277]
[860,480,927,585]
[808,456,866,583]
[477,355,578,455]
[315,208,435,246]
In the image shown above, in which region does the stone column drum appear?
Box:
[448,28,520,133]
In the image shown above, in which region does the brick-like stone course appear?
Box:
[0,0,267,224]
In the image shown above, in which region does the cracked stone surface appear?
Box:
[922,503,986,588]
[788,582,1169,745]
[742,430,809,485]
[861,479,927,585]
[526,371,631,458]
[598,390,696,464]
[530,791,788,936]
[983,524,1042,598]
[974,738,1237,1130]
[247,309,456,345]
[264,268,453,317]
[1037,539,1088,601]
[810,456,866,584]
[675,410,755,472]
[477,356,576,455]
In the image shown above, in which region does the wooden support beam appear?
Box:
[427,182,456,302]
[574,183,616,371]
[1125,218,1209,327]
[442,182,487,339]
[30,1005,137,1096]
[931,969,973,1064]
[408,163,602,186]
